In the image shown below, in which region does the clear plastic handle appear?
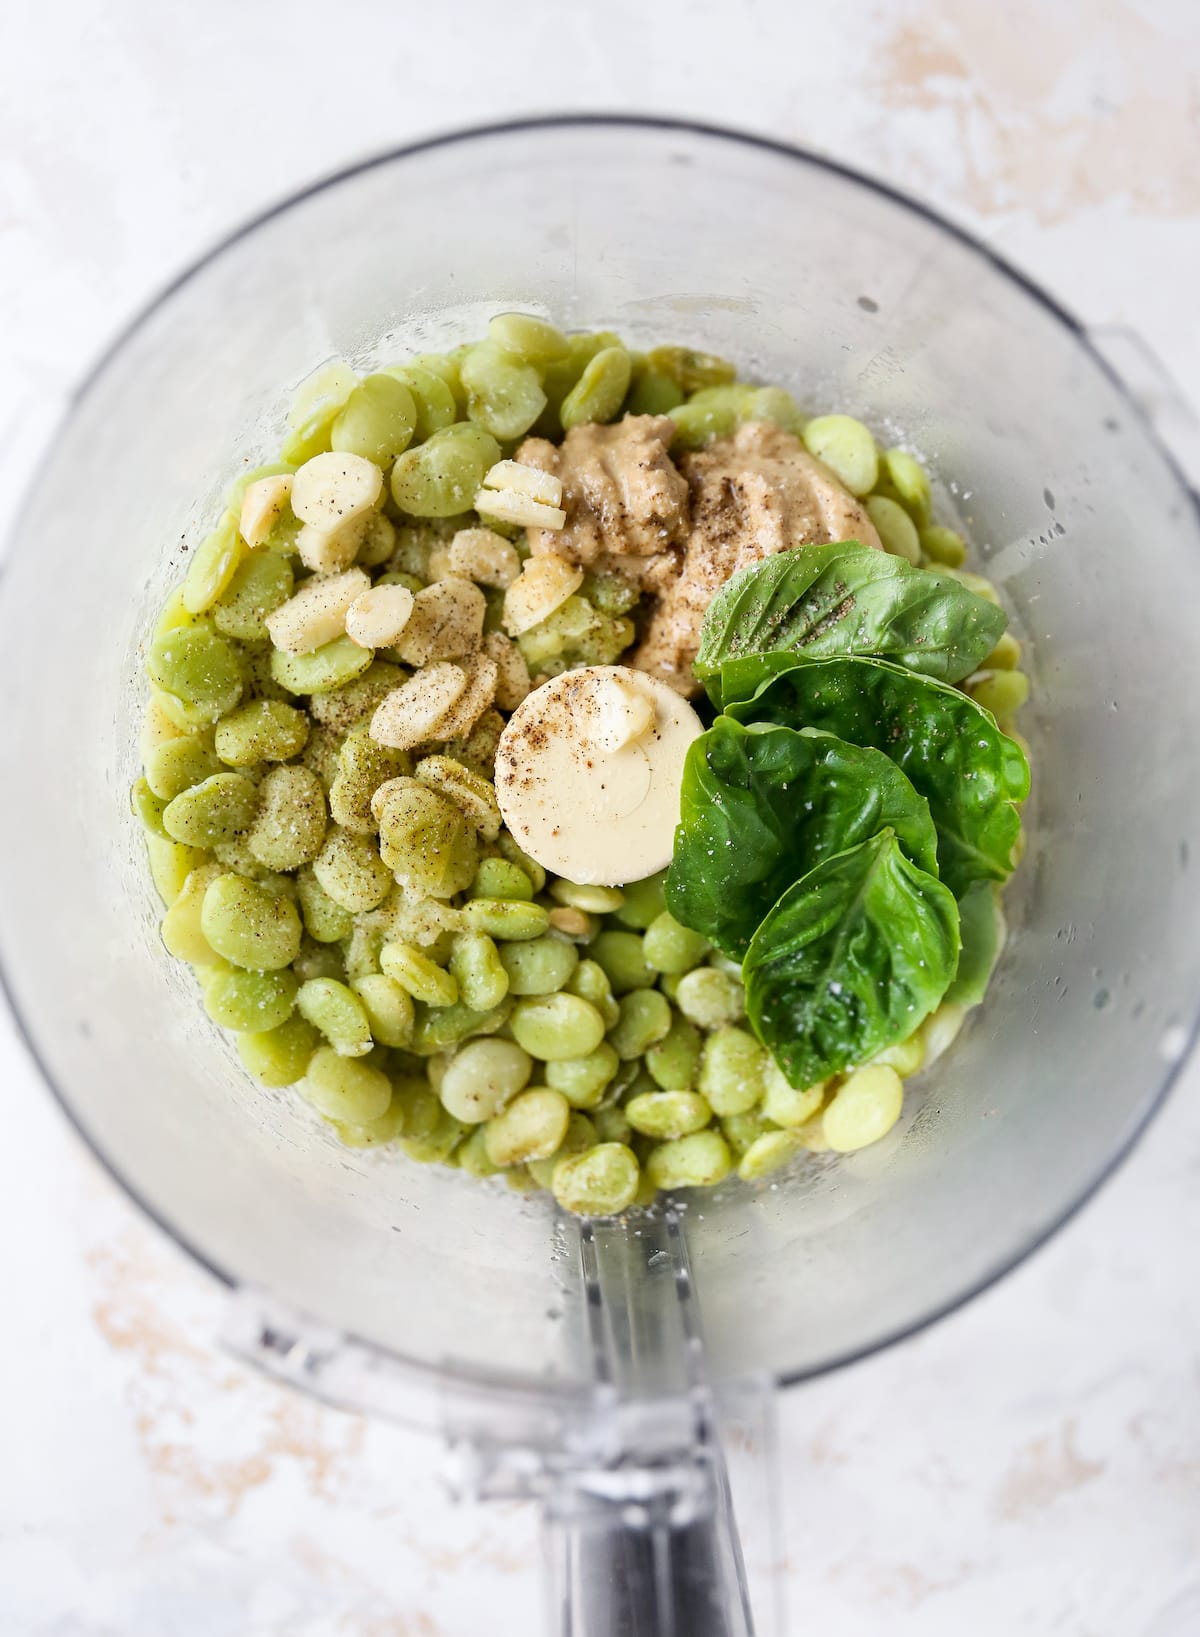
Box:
[534,1213,780,1637]
[543,1451,753,1637]
[223,1210,784,1637]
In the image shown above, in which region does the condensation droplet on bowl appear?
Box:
[1159,1023,1189,1062]
[1093,988,1111,1011]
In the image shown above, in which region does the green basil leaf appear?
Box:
[666,718,939,960]
[945,881,1007,1007]
[695,543,1007,704]
[724,656,1029,898]
[744,829,960,1087]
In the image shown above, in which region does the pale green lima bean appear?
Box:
[215,700,308,767]
[200,873,302,971]
[499,935,579,996]
[237,1015,319,1086]
[674,966,745,1029]
[589,930,654,995]
[380,941,459,1007]
[438,1038,532,1123]
[625,1090,712,1141]
[351,973,415,1048]
[248,765,327,871]
[461,897,549,941]
[296,978,373,1057]
[510,994,606,1061]
[608,989,672,1060]
[449,932,510,1011]
[544,1041,621,1108]
[642,911,709,976]
[163,772,258,849]
[204,966,297,1033]
[552,1142,641,1216]
[302,1046,391,1124]
[645,1130,733,1191]
[699,1026,767,1116]
[471,857,534,901]
[484,1087,570,1166]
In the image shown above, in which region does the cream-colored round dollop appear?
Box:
[495,665,703,886]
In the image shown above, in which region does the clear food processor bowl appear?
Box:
[2,119,1199,1635]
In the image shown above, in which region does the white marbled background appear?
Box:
[2,1,1199,1633]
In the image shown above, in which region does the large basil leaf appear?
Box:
[694,543,1007,704]
[744,829,961,1088]
[723,656,1029,898]
[666,718,939,959]
[944,880,1007,1007]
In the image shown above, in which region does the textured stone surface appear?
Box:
[3,3,1199,1631]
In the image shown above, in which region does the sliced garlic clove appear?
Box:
[239,474,293,548]
[502,555,583,636]
[291,451,382,529]
[264,567,371,654]
[345,585,416,649]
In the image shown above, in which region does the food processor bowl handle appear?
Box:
[222,1207,784,1636]
[533,1211,782,1636]
[539,1405,757,1637]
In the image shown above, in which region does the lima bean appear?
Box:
[461,897,549,941]
[545,1041,621,1108]
[163,772,258,849]
[608,989,672,1060]
[160,864,226,965]
[215,699,308,767]
[642,911,709,976]
[296,866,354,943]
[449,932,510,1011]
[302,1046,391,1123]
[380,941,458,1007]
[527,1111,597,1188]
[439,1038,532,1123]
[211,549,294,642]
[471,857,534,901]
[200,873,303,971]
[552,1142,640,1216]
[204,966,297,1032]
[147,623,243,724]
[560,347,632,430]
[297,977,373,1057]
[237,1014,320,1086]
[247,765,327,871]
[313,827,392,913]
[331,373,416,467]
[383,364,459,441]
[390,423,502,517]
[645,1130,733,1191]
[625,1090,712,1141]
[145,833,208,906]
[484,1087,570,1166]
[698,1025,766,1117]
[590,930,654,995]
[183,515,243,616]
[822,1064,904,1152]
[510,994,606,1061]
[461,343,547,441]
[271,635,374,696]
[351,973,415,1048]
[645,1015,702,1091]
[499,935,579,996]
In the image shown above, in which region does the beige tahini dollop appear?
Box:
[518,416,881,695]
